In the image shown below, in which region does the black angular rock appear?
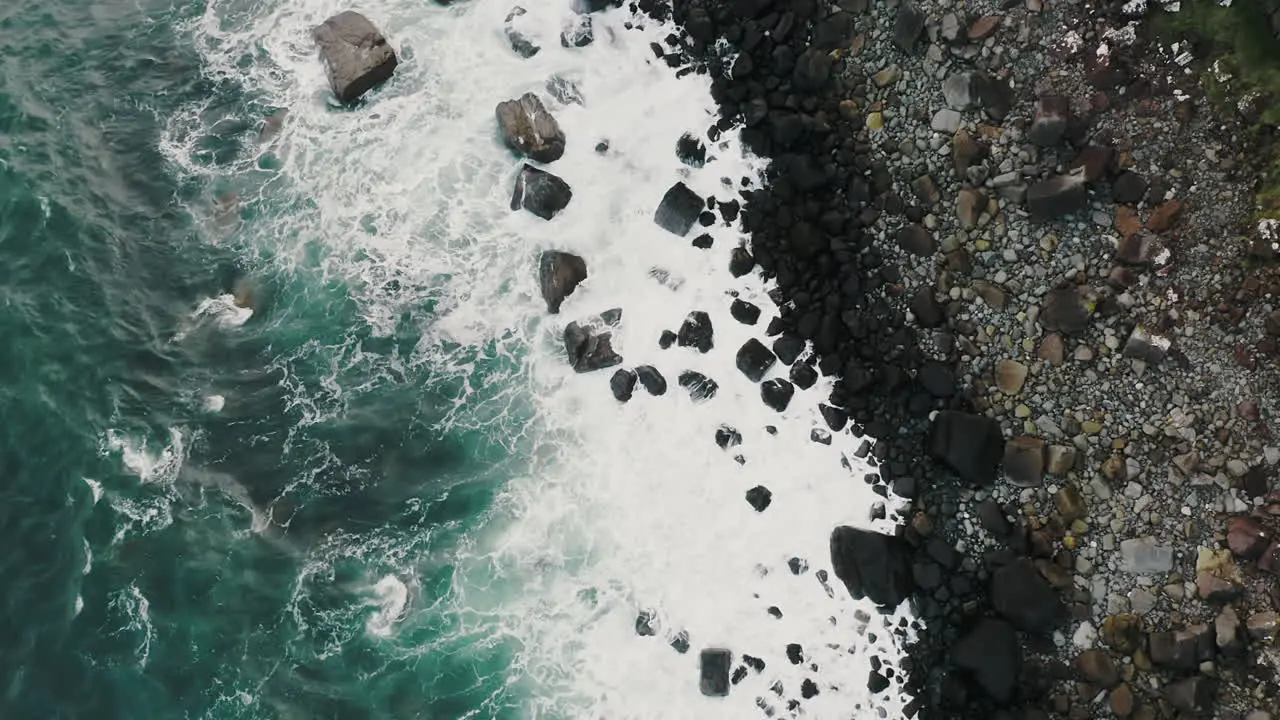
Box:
[928,411,1004,486]
[677,132,707,167]
[760,378,794,412]
[990,558,1065,634]
[910,287,943,327]
[1112,171,1148,205]
[635,609,657,636]
[560,15,593,47]
[503,7,540,58]
[1027,169,1088,220]
[813,12,854,50]
[1027,94,1070,147]
[563,320,622,372]
[745,485,773,511]
[610,369,637,402]
[313,11,398,105]
[699,648,732,697]
[496,92,566,163]
[729,246,755,277]
[896,223,936,256]
[511,164,572,220]
[677,311,713,353]
[893,3,926,52]
[1163,676,1218,715]
[670,630,690,654]
[829,526,913,607]
[773,334,805,365]
[679,371,718,401]
[730,299,761,325]
[952,618,1022,703]
[658,329,677,349]
[918,361,955,398]
[635,365,667,395]
[819,404,848,431]
[789,363,817,390]
[715,425,742,449]
[736,338,777,382]
[538,251,587,313]
[792,47,833,92]
[655,182,704,236]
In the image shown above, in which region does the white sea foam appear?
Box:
[365,574,411,637]
[173,0,915,717]
[174,293,254,342]
[204,393,227,412]
[107,583,156,668]
[99,428,188,540]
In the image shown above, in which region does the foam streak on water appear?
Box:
[169,0,914,717]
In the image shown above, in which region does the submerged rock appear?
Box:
[313,11,398,104]
[503,7,540,58]
[560,15,593,47]
[538,251,587,313]
[496,93,566,163]
[511,164,572,219]
[678,371,718,401]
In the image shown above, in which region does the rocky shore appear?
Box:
[649,0,1280,717]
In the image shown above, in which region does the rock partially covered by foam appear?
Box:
[503,7,540,58]
[538,251,587,314]
[497,93,566,164]
[698,648,732,697]
[511,164,572,220]
[654,182,704,236]
[564,317,622,373]
[312,11,398,104]
[829,526,913,608]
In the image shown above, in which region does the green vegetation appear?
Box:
[1151,0,1280,215]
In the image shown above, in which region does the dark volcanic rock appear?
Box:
[893,3,926,52]
[952,618,1021,703]
[635,365,667,395]
[560,15,593,47]
[745,485,773,511]
[1027,94,1070,146]
[728,246,755,277]
[563,320,622,372]
[1027,169,1088,220]
[736,338,777,382]
[699,648,732,697]
[1227,516,1270,560]
[1039,286,1091,335]
[715,425,742,449]
[677,311,714,353]
[991,558,1065,634]
[655,182,704,236]
[610,369,636,402]
[760,378,795,412]
[679,371,718,401]
[496,92,566,163]
[730,299,761,325]
[1163,676,1218,715]
[503,7,540,58]
[511,164,572,219]
[896,223,936,256]
[313,11,398,104]
[928,411,1004,486]
[677,132,706,167]
[1112,171,1148,205]
[538,251,587,313]
[829,526,913,608]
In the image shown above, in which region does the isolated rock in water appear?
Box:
[538,251,587,313]
[677,311,714,353]
[736,338,776,382]
[572,0,618,12]
[730,299,760,325]
[511,164,572,220]
[560,15,593,47]
[715,425,742,449]
[928,410,1004,486]
[545,76,583,105]
[635,365,667,395]
[678,371,718,401]
[1027,168,1088,220]
[563,320,622,372]
[829,526,913,608]
[991,558,1065,634]
[654,182,704,236]
[610,369,636,402]
[745,485,773,512]
[676,132,706,167]
[760,378,794,412]
[699,648,732,697]
[313,12,398,104]
[504,7,540,58]
[952,619,1022,703]
[496,93,566,163]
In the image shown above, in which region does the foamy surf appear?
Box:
[169,0,915,717]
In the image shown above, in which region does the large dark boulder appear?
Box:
[952,619,1022,703]
[563,319,622,372]
[313,12,398,104]
[538,251,586,313]
[760,378,794,412]
[736,338,776,382]
[829,526,913,608]
[928,411,1004,486]
[511,164,572,220]
[990,558,1065,634]
[654,182,704,236]
[496,93,566,163]
[699,648,732,696]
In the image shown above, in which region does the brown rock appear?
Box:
[967,14,1001,40]
[1109,683,1134,717]
[1259,541,1280,575]
[1072,145,1113,182]
[994,359,1028,393]
[956,187,986,229]
[1226,516,1270,560]
[1037,558,1073,588]
[1196,569,1243,603]
[1005,436,1046,487]
[1115,205,1142,238]
[1101,454,1127,483]
[1054,484,1087,522]
[1038,332,1065,364]
[1101,613,1143,655]
[1046,445,1077,475]
[1146,199,1182,232]
[912,174,941,206]
[953,128,981,174]
[1246,610,1278,641]
[972,280,1007,309]
[1076,649,1119,688]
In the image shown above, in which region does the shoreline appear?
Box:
[652,0,1280,717]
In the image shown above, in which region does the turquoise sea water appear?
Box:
[1,2,536,717]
